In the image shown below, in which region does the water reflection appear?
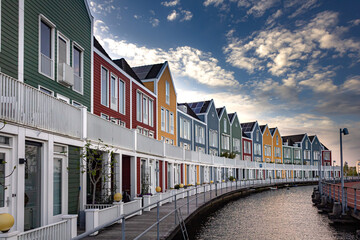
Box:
[194,186,356,240]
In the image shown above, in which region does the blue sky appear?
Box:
[90,0,360,166]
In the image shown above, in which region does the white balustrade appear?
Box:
[123,199,142,219]
[143,194,160,211]
[165,143,183,159]
[0,72,82,138]
[137,133,163,156]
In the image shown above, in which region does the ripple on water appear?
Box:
[194,186,357,240]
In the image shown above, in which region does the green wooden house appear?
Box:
[217,107,232,156]
[228,112,242,159]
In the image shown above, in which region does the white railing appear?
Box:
[123,199,142,219]
[18,220,68,240]
[0,72,82,138]
[224,157,235,166]
[85,204,113,210]
[184,150,192,161]
[85,203,122,234]
[87,113,135,149]
[98,205,121,226]
[165,143,183,160]
[191,151,199,162]
[143,194,160,211]
[199,152,212,164]
[213,156,224,165]
[137,133,163,156]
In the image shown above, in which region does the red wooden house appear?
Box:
[242,131,253,161]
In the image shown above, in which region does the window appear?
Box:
[165,81,170,105]
[57,33,70,82]
[149,99,153,127]
[137,92,142,121]
[137,126,143,134]
[284,148,291,158]
[276,135,279,145]
[119,80,125,114]
[166,110,169,133]
[110,75,118,110]
[180,142,190,150]
[170,112,174,134]
[39,17,55,78]
[224,119,227,133]
[265,145,272,157]
[209,130,218,148]
[305,140,308,149]
[101,67,109,106]
[119,120,126,127]
[38,85,54,96]
[323,152,330,160]
[72,100,82,108]
[56,93,70,104]
[256,130,259,142]
[313,151,320,160]
[53,158,62,215]
[161,108,165,131]
[221,134,230,150]
[196,146,205,153]
[294,149,301,159]
[143,129,149,136]
[110,118,118,124]
[244,141,251,154]
[180,117,191,140]
[254,143,261,155]
[101,113,109,120]
[209,148,218,156]
[149,131,154,138]
[73,44,83,94]
[233,138,240,152]
[304,150,311,160]
[275,147,281,157]
[195,125,205,144]
[143,96,148,124]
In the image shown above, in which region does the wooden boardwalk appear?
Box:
[82,183,258,240]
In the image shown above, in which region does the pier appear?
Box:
[75,179,317,240]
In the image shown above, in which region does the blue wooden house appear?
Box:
[309,135,321,166]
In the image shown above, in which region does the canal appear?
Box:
[193,185,357,240]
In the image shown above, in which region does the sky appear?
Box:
[89,0,360,167]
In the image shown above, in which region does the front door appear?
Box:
[0,148,11,214]
[24,141,42,230]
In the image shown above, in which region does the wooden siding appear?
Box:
[68,146,80,214]
[252,123,262,162]
[219,108,231,155]
[93,52,131,128]
[0,0,18,78]
[23,0,92,108]
[143,81,155,93]
[132,81,157,137]
[272,129,283,163]
[262,126,272,162]
[206,102,219,155]
[230,114,242,156]
[156,66,177,145]
[177,110,192,150]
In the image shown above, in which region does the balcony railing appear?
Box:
[0,72,82,138]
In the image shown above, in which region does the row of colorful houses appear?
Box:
[0,0,337,236]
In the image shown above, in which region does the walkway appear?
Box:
[322,181,360,212]
[80,180,309,240]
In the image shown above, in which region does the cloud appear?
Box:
[167,10,178,21]
[150,18,160,27]
[287,0,320,19]
[224,11,360,76]
[181,10,193,21]
[203,0,224,7]
[134,15,141,20]
[94,20,109,34]
[350,19,360,26]
[266,9,283,25]
[89,0,117,16]
[161,0,180,7]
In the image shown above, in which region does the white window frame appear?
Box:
[137,91,142,122]
[110,74,118,111]
[221,134,230,150]
[265,145,271,157]
[119,79,125,114]
[56,31,70,82]
[72,100,82,108]
[165,81,170,105]
[143,96,148,125]
[56,93,70,104]
[72,41,84,94]
[149,99,153,127]
[256,130,259,142]
[161,108,165,131]
[223,118,227,133]
[166,110,169,133]
[38,85,54,96]
[294,149,301,159]
[38,14,56,80]
[101,66,109,107]
[233,138,240,152]
[170,112,174,134]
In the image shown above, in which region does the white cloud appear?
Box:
[150,18,160,27]
[167,10,178,21]
[203,0,224,7]
[342,76,360,94]
[287,0,320,19]
[266,9,283,25]
[94,20,109,34]
[246,0,280,17]
[89,0,116,16]
[161,0,180,7]
[134,15,141,20]
[350,19,360,26]
[181,10,193,21]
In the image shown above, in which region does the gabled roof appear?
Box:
[282,137,295,146]
[242,131,251,139]
[216,107,223,116]
[177,103,200,120]
[321,142,329,150]
[241,121,256,133]
[260,125,267,133]
[132,63,165,80]
[282,134,307,144]
[228,113,235,122]
[308,135,318,143]
[269,128,276,136]
[113,58,142,83]
[94,37,111,60]
[187,100,212,114]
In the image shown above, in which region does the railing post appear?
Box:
[175,194,177,225]
[338,186,340,202]
[122,216,125,240]
[215,183,217,196]
[210,184,212,199]
[196,187,198,207]
[345,189,348,211]
[156,202,160,240]
[187,190,190,215]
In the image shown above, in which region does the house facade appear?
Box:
[309,135,321,166]
[282,134,311,165]
[134,62,177,145]
[270,128,282,164]
[229,113,242,159]
[241,122,262,162]
[24,0,93,108]
[242,133,252,161]
[321,143,332,166]
[217,107,231,156]
[261,125,272,163]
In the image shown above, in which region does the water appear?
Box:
[194,186,357,240]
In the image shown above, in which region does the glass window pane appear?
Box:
[0,153,5,207]
[41,21,51,58]
[53,158,62,215]
[58,38,67,65]
[101,68,108,106]
[119,80,125,114]
[73,47,81,77]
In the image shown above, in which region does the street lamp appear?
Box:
[333,160,336,183]
[340,128,349,215]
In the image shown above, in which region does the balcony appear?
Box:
[137,133,163,156]
[0,72,82,138]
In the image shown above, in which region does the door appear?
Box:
[25,141,42,230]
[0,148,11,214]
